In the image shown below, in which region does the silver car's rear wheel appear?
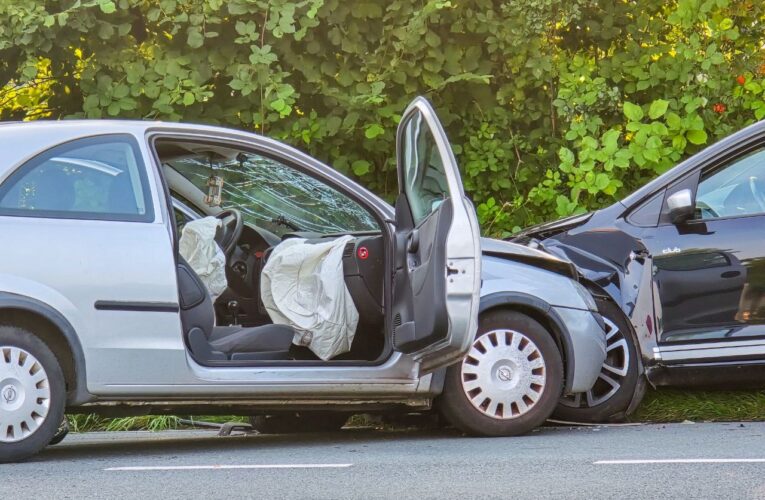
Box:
[0,326,66,463]
[0,346,51,443]
[461,330,546,420]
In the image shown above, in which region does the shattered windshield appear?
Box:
[166,151,378,236]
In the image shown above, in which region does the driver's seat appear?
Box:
[176,257,294,362]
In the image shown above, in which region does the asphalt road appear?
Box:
[3,422,765,499]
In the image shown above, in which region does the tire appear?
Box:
[437,310,564,436]
[553,299,643,423]
[248,412,348,434]
[48,418,70,446]
[0,325,66,463]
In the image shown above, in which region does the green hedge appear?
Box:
[1,0,764,235]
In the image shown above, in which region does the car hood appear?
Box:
[481,237,577,279]
[512,212,593,241]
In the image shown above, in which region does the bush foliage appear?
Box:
[1,0,764,235]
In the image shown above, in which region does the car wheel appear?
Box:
[0,325,66,463]
[437,310,564,436]
[248,412,349,434]
[553,299,643,423]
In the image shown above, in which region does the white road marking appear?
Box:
[105,463,353,471]
[595,459,765,465]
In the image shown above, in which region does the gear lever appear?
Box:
[227,300,240,326]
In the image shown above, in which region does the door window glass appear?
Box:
[695,148,765,219]
[163,146,377,236]
[400,110,449,225]
[0,135,153,222]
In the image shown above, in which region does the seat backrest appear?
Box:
[177,256,215,340]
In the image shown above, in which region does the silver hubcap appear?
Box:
[560,317,630,408]
[0,346,50,443]
[461,330,546,420]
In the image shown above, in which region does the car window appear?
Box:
[165,149,377,237]
[400,109,449,225]
[695,147,765,220]
[0,135,153,222]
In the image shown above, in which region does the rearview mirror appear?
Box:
[666,188,694,224]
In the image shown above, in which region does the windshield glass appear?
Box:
[164,147,378,236]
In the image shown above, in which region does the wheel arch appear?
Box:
[479,292,576,393]
[0,292,92,406]
[575,279,648,416]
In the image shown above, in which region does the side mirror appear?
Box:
[666,188,694,224]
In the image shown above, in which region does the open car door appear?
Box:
[391,97,481,374]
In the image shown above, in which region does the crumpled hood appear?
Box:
[481,237,577,279]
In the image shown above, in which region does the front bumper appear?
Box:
[552,306,607,394]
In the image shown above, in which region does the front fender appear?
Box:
[479,292,605,394]
[542,241,660,366]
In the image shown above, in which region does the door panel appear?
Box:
[651,216,765,344]
[392,97,481,373]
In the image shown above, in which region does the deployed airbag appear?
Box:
[261,236,358,360]
[179,217,228,301]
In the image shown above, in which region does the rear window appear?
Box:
[0,135,154,222]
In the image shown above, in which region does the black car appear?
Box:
[515,119,765,422]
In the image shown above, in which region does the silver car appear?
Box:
[0,98,605,462]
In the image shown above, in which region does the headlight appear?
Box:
[572,281,598,312]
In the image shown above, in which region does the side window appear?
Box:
[695,147,765,220]
[400,109,449,225]
[0,135,154,222]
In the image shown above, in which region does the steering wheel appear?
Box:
[214,208,244,257]
[749,177,765,213]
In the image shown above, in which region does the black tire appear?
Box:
[0,325,66,463]
[248,412,349,434]
[437,310,564,436]
[553,299,643,423]
[48,419,70,446]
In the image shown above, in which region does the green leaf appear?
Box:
[666,112,683,129]
[595,173,610,190]
[99,1,116,13]
[623,102,644,122]
[187,28,204,49]
[351,160,371,176]
[364,124,384,139]
[183,92,195,106]
[270,98,286,112]
[558,147,575,165]
[687,129,708,145]
[648,99,669,119]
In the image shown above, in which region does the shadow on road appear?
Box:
[33,427,465,463]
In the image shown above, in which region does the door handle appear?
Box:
[407,230,420,253]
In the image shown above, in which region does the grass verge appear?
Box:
[66,389,765,432]
[631,388,765,423]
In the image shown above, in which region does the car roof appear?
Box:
[0,119,270,140]
[0,119,292,177]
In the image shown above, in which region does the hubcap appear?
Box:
[460,330,546,420]
[0,346,50,443]
[560,316,630,409]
